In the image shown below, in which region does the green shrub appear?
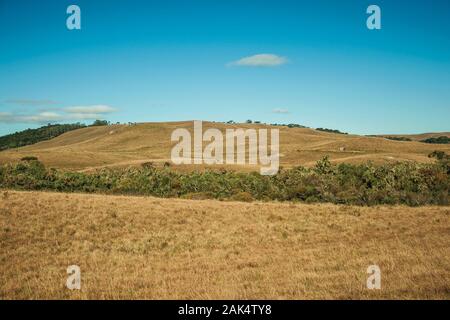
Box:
[0,157,448,206]
[428,151,448,160]
[91,120,109,126]
[384,136,412,142]
[21,156,38,161]
[316,128,348,134]
[141,161,154,168]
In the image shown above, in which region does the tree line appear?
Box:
[0,120,109,151]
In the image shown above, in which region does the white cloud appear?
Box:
[0,111,62,123]
[228,54,288,67]
[0,105,117,124]
[20,112,64,122]
[65,105,116,114]
[272,108,290,114]
[4,99,58,106]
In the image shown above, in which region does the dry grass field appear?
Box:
[1,190,449,299]
[1,121,449,171]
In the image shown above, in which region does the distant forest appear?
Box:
[316,128,348,135]
[382,136,412,142]
[383,135,450,144]
[421,136,450,144]
[0,120,108,151]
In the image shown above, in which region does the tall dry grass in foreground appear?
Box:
[0,190,449,299]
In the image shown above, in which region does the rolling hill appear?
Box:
[0,121,449,171]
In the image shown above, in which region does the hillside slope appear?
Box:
[0,121,449,170]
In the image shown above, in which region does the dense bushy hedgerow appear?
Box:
[0,157,448,206]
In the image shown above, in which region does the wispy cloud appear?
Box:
[272,108,290,114]
[19,112,64,122]
[0,112,14,122]
[3,99,58,106]
[228,54,288,67]
[0,105,117,124]
[65,105,116,114]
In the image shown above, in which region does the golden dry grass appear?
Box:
[1,190,449,299]
[1,121,449,171]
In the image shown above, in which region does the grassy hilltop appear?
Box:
[0,121,449,171]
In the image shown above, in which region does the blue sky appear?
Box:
[0,0,449,136]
